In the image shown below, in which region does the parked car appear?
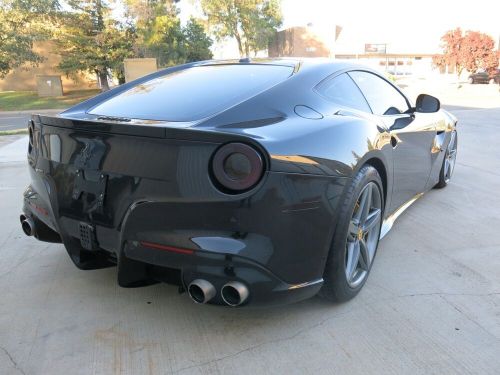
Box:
[468,69,500,84]
[21,59,458,307]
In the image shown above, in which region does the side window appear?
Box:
[349,71,410,115]
[316,73,371,113]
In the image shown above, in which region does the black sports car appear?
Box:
[21,59,458,307]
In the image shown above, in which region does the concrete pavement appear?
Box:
[0,108,499,374]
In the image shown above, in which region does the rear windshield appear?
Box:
[88,64,293,122]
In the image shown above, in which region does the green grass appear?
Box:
[0,129,28,136]
[0,89,101,111]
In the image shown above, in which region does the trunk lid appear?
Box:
[32,116,246,231]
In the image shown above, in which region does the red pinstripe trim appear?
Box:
[140,241,194,255]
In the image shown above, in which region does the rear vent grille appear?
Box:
[79,222,98,250]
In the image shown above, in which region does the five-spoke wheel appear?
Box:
[345,182,382,288]
[436,130,458,188]
[320,165,384,302]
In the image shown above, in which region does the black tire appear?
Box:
[434,160,448,189]
[319,165,384,302]
[434,131,458,189]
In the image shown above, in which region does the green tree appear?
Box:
[55,0,136,91]
[124,0,178,65]
[142,16,213,66]
[124,0,177,27]
[201,0,282,57]
[182,18,213,62]
[142,12,185,66]
[124,1,212,67]
[0,0,59,78]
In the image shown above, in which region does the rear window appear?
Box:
[88,64,293,122]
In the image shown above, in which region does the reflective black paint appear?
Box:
[22,59,457,306]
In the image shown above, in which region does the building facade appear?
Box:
[0,41,96,92]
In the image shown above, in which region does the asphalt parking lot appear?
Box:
[0,110,61,132]
[1,107,500,375]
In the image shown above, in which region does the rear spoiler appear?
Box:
[35,115,250,143]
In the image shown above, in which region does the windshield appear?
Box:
[88,64,293,122]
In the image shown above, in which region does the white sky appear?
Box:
[281,0,500,54]
[179,0,500,55]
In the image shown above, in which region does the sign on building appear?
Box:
[365,44,387,54]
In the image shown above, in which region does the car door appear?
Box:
[349,71,437,213]
[480,72,489,83]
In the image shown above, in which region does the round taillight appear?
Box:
[211,143,264,192]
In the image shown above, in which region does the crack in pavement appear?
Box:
[439,295,499,341]
[0,346,26,375]
[0,243,50,280]
[169,291,500,373]
[0,228,15,249]
[169,295,404,374]
[169,309,355,374]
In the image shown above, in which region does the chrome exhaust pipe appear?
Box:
[20,216,35,237]
[221,281,249,307]
[188,279,216,304]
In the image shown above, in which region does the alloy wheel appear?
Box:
[345,182,382,288]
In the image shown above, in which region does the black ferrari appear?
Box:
[21,59,458,306]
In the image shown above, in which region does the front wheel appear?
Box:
[435,130,458,189]
[319,166,384,302]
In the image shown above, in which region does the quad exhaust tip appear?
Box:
[221,281,249,307]
[20,214,35,237]
[188,279,216,304]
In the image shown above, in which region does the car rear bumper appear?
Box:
[25,197,324,306]
[23,169,347,306]
[22,118,350,306]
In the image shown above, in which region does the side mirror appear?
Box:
[415,94,440,113]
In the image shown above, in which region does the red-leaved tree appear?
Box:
[461,31,498,74]
[433,28,499,77]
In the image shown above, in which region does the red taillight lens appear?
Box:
[211,143,264,193]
